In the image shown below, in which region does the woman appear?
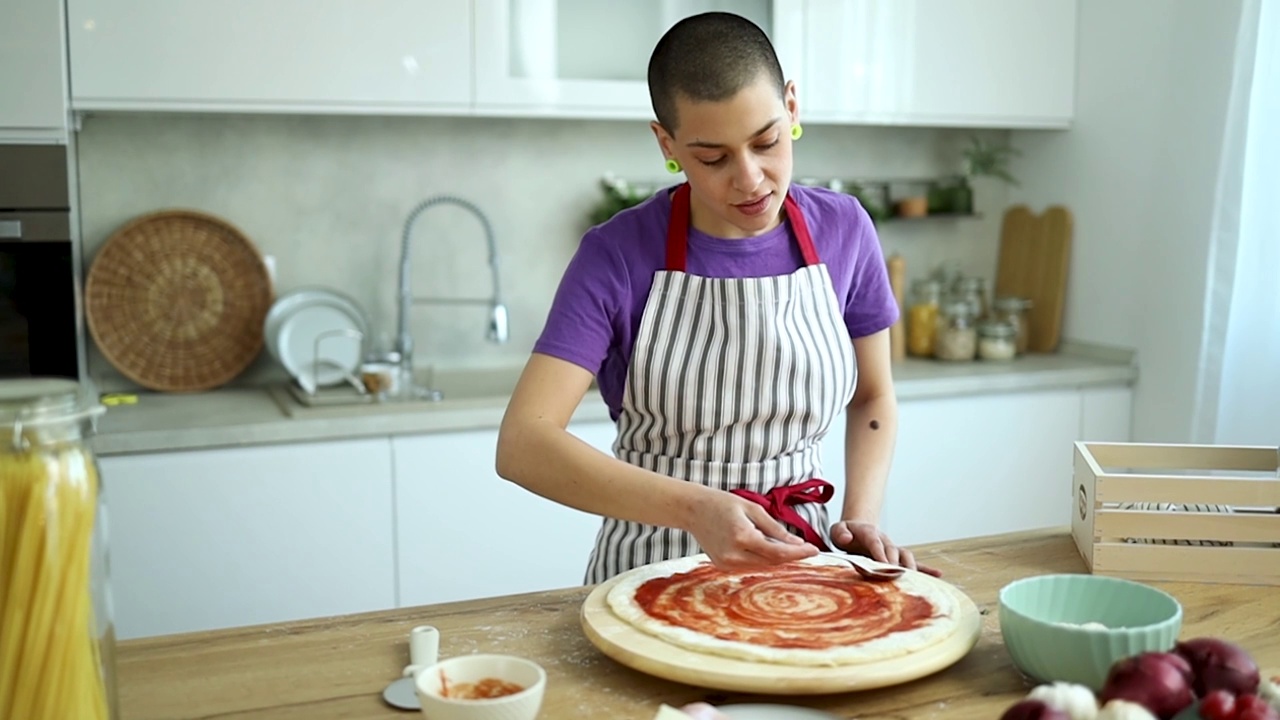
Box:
[496,11,937,582]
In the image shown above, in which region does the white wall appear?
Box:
[1009,0,1246,443]
[75,113,1011,390]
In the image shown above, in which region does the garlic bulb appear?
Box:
[1028,682,1099,720]
[1096,700,1158,720]
[1260,675,1280,711]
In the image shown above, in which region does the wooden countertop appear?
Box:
[116,528,1278,719]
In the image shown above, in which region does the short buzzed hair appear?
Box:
[647,12,786,133]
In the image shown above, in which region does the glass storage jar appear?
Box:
[934,301,978,361]
[0,378,116,720]
[978,320,1019,361]
[992,296,1033,355]
[953,276,989,321]
[906,279,943,357]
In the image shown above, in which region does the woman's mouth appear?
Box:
[734,193,772,217]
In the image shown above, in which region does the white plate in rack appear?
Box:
[265,288,368,393]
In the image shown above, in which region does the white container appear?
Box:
[414,654,546,720]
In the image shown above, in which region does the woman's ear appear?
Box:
[784,80,800,124]
[650,120,677,161]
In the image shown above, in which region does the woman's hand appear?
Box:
[679,703,731,719]
[684,489,818,571]
[829,520,942,577]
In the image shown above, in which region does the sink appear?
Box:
[266,364,529,419]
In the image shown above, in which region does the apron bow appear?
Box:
[731,479,834,551]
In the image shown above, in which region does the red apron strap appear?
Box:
[782,193,821,266]
[666,184,821,271]
[666,183,692,271]
[730,479,834,551]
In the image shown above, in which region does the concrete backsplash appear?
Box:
[74,112,1011,390]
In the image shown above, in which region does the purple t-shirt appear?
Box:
[534,183,899,420]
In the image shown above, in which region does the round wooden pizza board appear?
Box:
[579,558,981,695]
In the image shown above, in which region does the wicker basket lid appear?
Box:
[85,209,275,392]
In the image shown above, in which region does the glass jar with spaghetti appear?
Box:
[0,378,116,720]
[906,279,943,357]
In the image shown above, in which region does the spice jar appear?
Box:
[906,279,943,357]
[978,320,1019,361]
[953,276,989,321]
[934,301,978,361]
[0,379,117,720]
[992,296,1033,355]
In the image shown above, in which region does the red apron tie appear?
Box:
[731,479,834,551]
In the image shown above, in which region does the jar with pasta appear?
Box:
[0,379,116,720]
[906,279,943,357]
[992,296,1033,355]
[934,302,978,361]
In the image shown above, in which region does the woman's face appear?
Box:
[653,74,799,239]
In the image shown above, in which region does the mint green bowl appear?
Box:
[998,574,1183,691]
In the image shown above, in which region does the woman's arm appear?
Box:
[828,329,939,575]
[840,329,898,527]
[495,352,816,570]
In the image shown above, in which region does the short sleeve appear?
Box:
[842,199,901,338]
[532,229,629,375]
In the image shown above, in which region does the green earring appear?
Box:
[791,123,803,140]
[665,158,682,174]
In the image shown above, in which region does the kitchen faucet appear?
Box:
[395,195,508,399]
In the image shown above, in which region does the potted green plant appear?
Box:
[950,136,1021,214]
[588,174,655,226]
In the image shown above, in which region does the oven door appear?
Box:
[0,214,79,381]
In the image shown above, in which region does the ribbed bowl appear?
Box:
[998,574,1183,690]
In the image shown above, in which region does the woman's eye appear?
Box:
[757,139,779,151]
[698,156,726,167]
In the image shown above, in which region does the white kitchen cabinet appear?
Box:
[393,421,610,607]
[472,0,805,119]
[0,0,67,142]
[99,438,397,640]
[802,0,1077,128]
[1080,386,1133,442]
[66,0,472,114]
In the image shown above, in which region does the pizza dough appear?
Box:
[606,554,960,667]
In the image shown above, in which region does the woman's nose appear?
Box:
[733,157,765,192]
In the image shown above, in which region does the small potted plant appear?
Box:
[949,136,1021,214]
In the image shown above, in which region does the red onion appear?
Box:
[1175,637,1261,696]
[1199,690,1237,720]
[1001,699,1072,720]
[1099,651,1196,720]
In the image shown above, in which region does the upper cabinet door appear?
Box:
[473,0,805,119]
[0,0,67,142]
[66,0,472,114]
[802,0,1077,128]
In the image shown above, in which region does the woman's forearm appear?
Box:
[496,416,713,530]
[840,390,899,525]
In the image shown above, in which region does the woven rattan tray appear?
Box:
[85,209,275,392]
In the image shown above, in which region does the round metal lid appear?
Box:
[0,378,83,422]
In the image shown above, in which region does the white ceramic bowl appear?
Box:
[414,654,546,720]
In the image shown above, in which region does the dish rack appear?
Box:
[1071,441,1280,586]
[287,328,370,406]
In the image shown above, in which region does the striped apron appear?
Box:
[584,183,858,583]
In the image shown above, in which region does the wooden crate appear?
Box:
[1072,441,1280,585]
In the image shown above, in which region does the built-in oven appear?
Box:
[0,144,81,381]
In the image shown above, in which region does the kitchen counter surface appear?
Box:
[91,341,1137,456]
[116,527,1276,720]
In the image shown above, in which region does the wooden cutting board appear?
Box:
[994,205,1073,353]
[579,559,981,695]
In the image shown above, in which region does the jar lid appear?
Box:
[0,378,96,426]
[994,296,1033,311]
[955,276,987,290]
[941,301,974,317]
[978,321,1017,338]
